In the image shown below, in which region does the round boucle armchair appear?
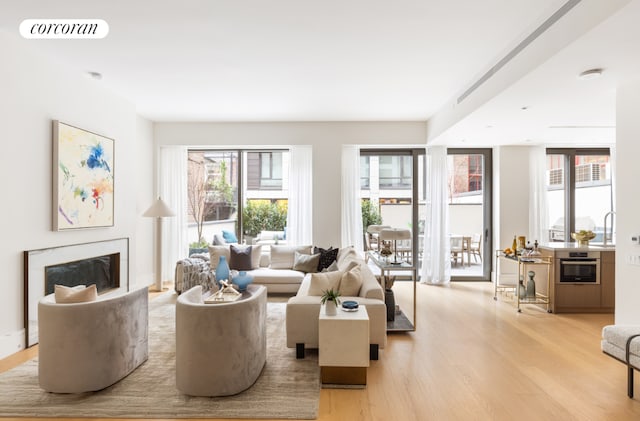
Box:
[38,286,149,393]
[175,284,267,396]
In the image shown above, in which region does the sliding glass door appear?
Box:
[447,149,492,281]
[360,149,424,272]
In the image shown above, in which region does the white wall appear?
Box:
[0,32,151,358]
[154,122,427,247]
[615,76,640,324]
[493,146,531,252]
[135,117,155,288]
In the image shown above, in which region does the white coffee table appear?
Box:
[318,305,369,386]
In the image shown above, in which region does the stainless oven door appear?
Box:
[559,259,600,284]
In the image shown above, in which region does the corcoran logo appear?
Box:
[19,19,109,39]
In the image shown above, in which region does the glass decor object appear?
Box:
[526,270,537,298]
[232,270,253,292]
[215,255,230,288]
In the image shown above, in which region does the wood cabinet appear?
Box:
[538,247,615,313]
[600,251,615,311]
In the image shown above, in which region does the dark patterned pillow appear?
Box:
[230,244,252,271]
[314,246,339,272]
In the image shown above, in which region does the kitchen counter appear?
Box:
[539,242,616,251]
[535,244,615,313]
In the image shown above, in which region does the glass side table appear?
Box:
[367,251,416,332]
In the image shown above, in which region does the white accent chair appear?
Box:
[176,284,267,396]
[38,287,149,393]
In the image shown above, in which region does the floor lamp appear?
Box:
[380,228,411,265]
[143,197,176,292]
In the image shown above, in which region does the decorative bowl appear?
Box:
[571,231,596,246]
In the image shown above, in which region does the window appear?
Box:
[187,149,289,247]
[468,155,483,192]
[360,156,370,189]
[546,148,612,242]
[247,151,284,190]
[379,155,412,189]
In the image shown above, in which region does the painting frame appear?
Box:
[52,120,115,230]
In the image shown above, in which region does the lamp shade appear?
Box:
[379,228,411,241]
[367,224,390,234]
[143,197,176,218]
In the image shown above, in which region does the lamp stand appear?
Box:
[153,217,164,292]
[391,239,401,265]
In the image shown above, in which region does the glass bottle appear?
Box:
[512,236,518,255]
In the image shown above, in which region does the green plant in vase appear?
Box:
[320,288,341,316]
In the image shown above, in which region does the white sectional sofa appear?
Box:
[175,244,312,294]
[285,247,387,360]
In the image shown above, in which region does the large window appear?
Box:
[546,148,612,243]
[187,149,289,247]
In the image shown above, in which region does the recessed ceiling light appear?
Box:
[86,71,102,80]
[577,68,603,80]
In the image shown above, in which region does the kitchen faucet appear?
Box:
[603,211,616,245]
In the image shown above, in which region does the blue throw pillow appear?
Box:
[222,230,238,244]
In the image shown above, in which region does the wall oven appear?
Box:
[556,251,600,284]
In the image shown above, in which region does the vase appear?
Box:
[324,302,338,316]
[526,270,536,298]
[215,255,230,288]
[518,275,526,299]
[233,270,254,292]
[385,289,396,321]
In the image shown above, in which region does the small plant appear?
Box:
[320,288,341,306]
[189,240,209,249]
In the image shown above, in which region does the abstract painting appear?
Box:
[53,121,114,230]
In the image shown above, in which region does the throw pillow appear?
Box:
[322,260,340,272]
[208,245,230,270]
[338,266,363,297]
[314,246,340,272]
[222,230,239,244]
[270,245,313,269]
[292,251,321,273]
[230,244,253,271]
[212,234,227,245]
[250,244,263,269]
[307,271,343,296]
[54,284,98,303]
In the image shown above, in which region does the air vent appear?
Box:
[457,0,582,104]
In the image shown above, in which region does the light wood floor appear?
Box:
[2,281,639,421]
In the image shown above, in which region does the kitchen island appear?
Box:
[538,243,615,313]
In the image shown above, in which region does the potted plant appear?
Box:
[320,288,341,316]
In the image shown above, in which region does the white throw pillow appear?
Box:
[54,284,98,303]
[339,266,363,297]
[208,245,230,270]
[307,271,343,296]
[270,245,312,269]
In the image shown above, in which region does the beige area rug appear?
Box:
[0,292,319,419]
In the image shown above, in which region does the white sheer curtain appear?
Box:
[528,145,549,244]
[421,145,450,285]
[286,145,313,245]
[341,145,363,251]
[159,146,188,282]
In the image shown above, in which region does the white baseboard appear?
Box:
[0,329,25,360]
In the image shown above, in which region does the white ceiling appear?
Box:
[1,0,639,145]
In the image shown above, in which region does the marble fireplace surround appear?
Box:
[23,238,129,347]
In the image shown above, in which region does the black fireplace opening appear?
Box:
[45,253,120,295]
